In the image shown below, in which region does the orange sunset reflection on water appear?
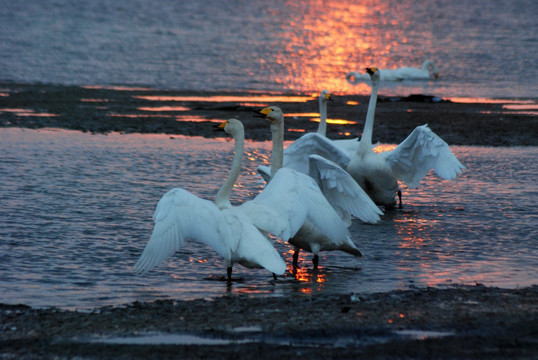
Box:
[263,1,420,94]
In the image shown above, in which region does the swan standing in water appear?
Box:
[257,106,382,269]
[346,60,440,83]
[133,119,286,282]
[284,67,465,209]
[257,89,358,179]
[346,67,465,208]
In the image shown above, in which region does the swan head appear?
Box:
[365,67,381,84]
[320,89,332,103]
[218,118,244,138]
[258,106,284,125]
[422,60,440,79]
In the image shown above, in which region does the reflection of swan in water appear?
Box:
[133,119,286,282]
[286,67,465,209]
[346,60,439,83]
[257,106,383,269]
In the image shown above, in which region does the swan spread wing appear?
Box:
[244,168,350,243]
[308,155,383,224]
[331,138,360,157]
[133,188,233,274]
[224,208,287,275]
[283,133,351,174]
[384,125,466,188]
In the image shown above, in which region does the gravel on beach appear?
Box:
[1,285,537,359]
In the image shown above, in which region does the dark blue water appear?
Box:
[0,0,537,98]
[0,128,536,309]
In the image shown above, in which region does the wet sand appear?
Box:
[1,83,537,358]
[1,285,537,359]
[1,82,537,146]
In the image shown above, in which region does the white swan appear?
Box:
[257,106,382,269]
[257,89,358,180]
[133,119,286,281]
[285,67,465,209]
[346,60,440,83]
[316,89,361,156]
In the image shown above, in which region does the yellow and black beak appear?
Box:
[365,67,377,75]
[254,107,272,118]
[214,120,227,131]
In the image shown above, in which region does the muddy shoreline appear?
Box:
[1,82,537,146]
[1,285,537,359]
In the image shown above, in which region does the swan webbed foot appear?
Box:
[397,190,403,209]
[312,255,319,270]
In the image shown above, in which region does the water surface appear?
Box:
[0,128,536,309]
[1,0,536,98]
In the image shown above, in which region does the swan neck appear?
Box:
[317,98,327,136]
[215,134,244,209]
[270,121,284,177]
[358,81,378,152]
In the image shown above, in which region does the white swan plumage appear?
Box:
[257,106,382,269]
[316,89,361,156]
[346,60,440,83]
[133,119,286,281]
[347,67,464,207]
[286,68,465,209]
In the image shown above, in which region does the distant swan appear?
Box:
[133,119,286,281]
[346,60,439,83]
[257,106,382,269]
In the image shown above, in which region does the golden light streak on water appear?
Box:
[134,95,314,102]
[372,144,397,153]
[138,106,191,111]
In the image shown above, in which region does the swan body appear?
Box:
[288,68,465,209]
[346,60,439,83]
[347,67,464,208]
[133,119,286,280]
[258,106,382,268]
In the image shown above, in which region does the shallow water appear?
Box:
[1,0,537,98]
[0,128,536,309]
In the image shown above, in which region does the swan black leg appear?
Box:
[312,255,319,270]
[292,249,300,268]
[227,266,233,283]
[272,273,277,281]
[397,190,403,209]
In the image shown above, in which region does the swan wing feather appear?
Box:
[384,125,465,188]
[308,155,383,224]
[283,133,351,173]
[133,188,233,274]
[226,208,286,275]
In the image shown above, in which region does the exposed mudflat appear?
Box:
[1,83,536,146]
[1,285,537,359]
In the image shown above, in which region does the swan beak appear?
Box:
[325,93,333,101]
[213,121,227,131]
[434,73,440,79]
[255,107,272,118]
[365,67,377,75]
